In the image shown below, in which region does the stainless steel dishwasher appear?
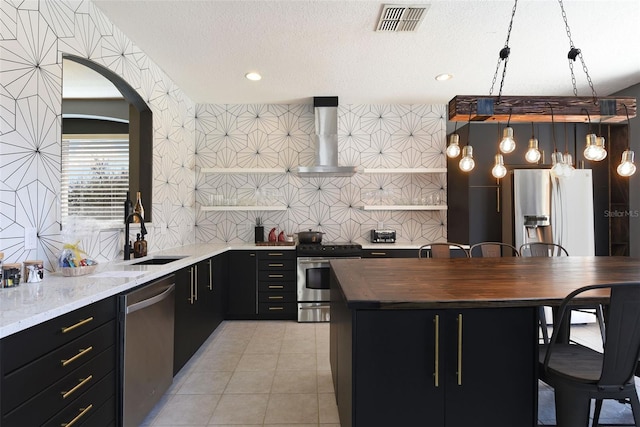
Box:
[119,274,175,427]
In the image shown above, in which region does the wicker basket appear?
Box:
[60,265,97,277]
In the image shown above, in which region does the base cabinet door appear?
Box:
[351,307,537,427]
[173,265,199,375]
[226,251,257,319]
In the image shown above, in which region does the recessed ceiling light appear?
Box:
[435,73,453,81]
[245,72,262,81]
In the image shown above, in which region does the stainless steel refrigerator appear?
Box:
[502,168,595,256]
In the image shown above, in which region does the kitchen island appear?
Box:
[329,256,640,427]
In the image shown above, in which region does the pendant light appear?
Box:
[459,104,475,172]
[492,123,507,178]
[525,122,541,163]
[446,122,461,158]
[562,123,575,177]
[617,104,636,177]
[499,108,516,154]
[549,104,566,178]
[593,123,607,161]
[581,108,600,161]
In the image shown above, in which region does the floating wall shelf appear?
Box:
[201,205,287,212]
[362,168,447,174]
[359,205,448,211]
[201,167,286,174]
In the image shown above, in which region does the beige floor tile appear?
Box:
[193,351,242,372]
[317,370,335,393]
[281,337,317,354]
[272,370,317,394]
[153,394,221,426]
[245,337,283,354]
[264,393,319,424]
[208,336,250,353]
[178,371,233,395]
[318,393,340,424]
[235,353,279,371]
[277,352,317,371]
[225,370,275,394]
[316,352,331,371]
[208,394,269,425]
[284,322,317,339]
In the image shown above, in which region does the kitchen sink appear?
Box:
[129,256,186,265]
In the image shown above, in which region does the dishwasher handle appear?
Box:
[126,284,175,315]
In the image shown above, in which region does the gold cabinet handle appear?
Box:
[434,315,440,387]
[61,317,93,334]
[60,404,93,427]
[189,266,195,304]
[267,252,283,256]
[268,285,284,289]
[268,296,284,300]
[61,346,93,367]
[268,263,284,267]
[61,375,93,399]
[457,313,463,386]
[268,307,284,311]
[268,274,284,278]
[370,252,387,256]
[194,264,199,301]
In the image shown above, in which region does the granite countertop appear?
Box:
[0,240,432,339]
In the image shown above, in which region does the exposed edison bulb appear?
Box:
[550,151,565,178]
[459,146,475,172]
[583,133,599,161]
[446,133,461,158]
[593,136,607,161]
[563,152,575,177]
[499,127,516,154]
[491,154,507,179]
[617,149,637,177]
[525,137,541,163]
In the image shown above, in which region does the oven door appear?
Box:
[296,257,360,302]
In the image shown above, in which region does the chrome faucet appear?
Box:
[124,213,147,260]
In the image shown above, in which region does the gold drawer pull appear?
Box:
[61,375,93,399]
[268,296,284,300]
[268,274,284,278]
[61,346,93,367]
[61,317,94,334]
[268,307,284,311]
[370,252,387,256]
[434,315,440,387]
[268,263,284,267]
[267,252,283,256]
[268,285,284,289]
[457,313,463,386]
[61,404,93,427]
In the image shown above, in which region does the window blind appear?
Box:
[61,134,129,224]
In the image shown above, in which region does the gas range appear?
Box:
[296,242,363,257]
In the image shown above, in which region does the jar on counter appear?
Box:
[23,260,44,282]
[2,263,22,288]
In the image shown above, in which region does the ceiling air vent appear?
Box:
[376,4,429,32]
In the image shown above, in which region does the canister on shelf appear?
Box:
[23,260,44,283]
[2,263,21,288]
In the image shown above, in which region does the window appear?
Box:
[61,134,129,225]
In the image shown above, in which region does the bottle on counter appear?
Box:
[140,235,148,257]
[124,191,134,221]
[133,191,144,223]
[133,234,142,258]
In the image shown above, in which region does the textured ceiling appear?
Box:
[90,0,640,105]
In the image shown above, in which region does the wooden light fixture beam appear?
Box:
[448,95,636,123]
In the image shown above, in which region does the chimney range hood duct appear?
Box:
[294,97,357,177]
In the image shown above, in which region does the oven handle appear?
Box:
[300,305,330,310]
[298,257,361,264]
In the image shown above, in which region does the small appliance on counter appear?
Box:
[370,229,396,243]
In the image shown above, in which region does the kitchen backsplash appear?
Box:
[0,1,446,272]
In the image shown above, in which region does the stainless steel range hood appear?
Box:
[294,97,357,177]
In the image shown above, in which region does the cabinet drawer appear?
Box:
[258,302,296,316]
[1,297,116,375]
[40,372,115,427]
[258,259,296,271]
[258,251,295,261]
[2,320,116,413]
[258,292,296,303]
[2,346,115,426]
[258,281,296,293]
[362,249,418,258]
[258,270,296,282]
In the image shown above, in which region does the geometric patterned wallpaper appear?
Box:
[0,0,447,272]
[194,104,448,244]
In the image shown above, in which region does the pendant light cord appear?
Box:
[489,0,518,103]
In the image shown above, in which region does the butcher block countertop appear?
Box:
[330,256,640,309]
